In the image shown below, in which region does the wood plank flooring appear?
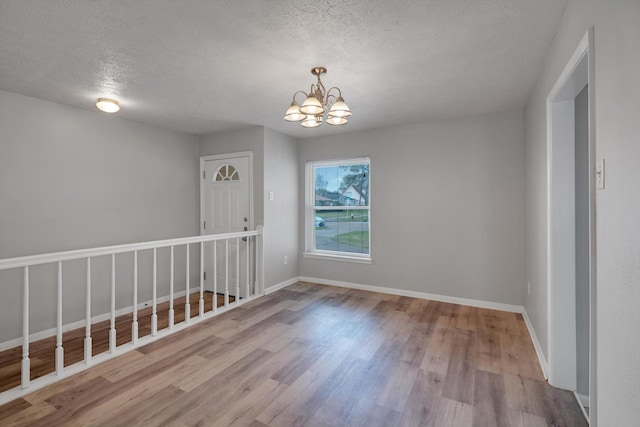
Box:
[0,282,587,426]
[0,291,234,393]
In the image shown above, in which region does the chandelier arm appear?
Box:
[325,87,343,106]
[291,90,308,104]
[326,87,343,98]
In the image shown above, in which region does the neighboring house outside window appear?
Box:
[304,157,371,263]
[341,185,367,206]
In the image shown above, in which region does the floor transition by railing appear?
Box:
[0,226,264,405]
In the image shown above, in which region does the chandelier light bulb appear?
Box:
[328,97,352,118]
[301,114,323,128]
[326,116,348,126]
[284,102,306,121]
[300,95,324,115]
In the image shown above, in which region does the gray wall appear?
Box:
[298,110,525,306]
[524,0,640,424]
[263,128,299,288]
[594,1,640,424]
[575,84,589,398]
[0,89,200,342]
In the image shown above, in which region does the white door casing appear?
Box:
[200,152,253,297]
[545,28,595,422]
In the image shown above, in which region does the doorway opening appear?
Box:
[546,29,595,422]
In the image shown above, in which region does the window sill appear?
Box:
[303,252,372,264]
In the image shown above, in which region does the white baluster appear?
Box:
[199,241,204,317]
[110,254,116,354]
[0,234,273,398]
[56,261,64,374]
[246,235,250,300]
[225,239,229,307]
[169,245,175,329]
[132,251,138,344]
[151,248,158,336]
[236,237,240,303]
[185,244,191,324]
[21,266,30,389]
[213,241,217,312]
[257,225,265,295]
[84,257,92,364]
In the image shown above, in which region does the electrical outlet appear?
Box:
[528,281,531,295]
[269,191,274,201]
[284,255,288,265]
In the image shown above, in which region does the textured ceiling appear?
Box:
[0,0,568,138]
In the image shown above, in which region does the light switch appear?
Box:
[596,159,605,189]
[269,191,274,201]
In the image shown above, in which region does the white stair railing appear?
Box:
[0,226,264,406]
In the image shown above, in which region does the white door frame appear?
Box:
[546,28,596,420]
[200,151,254,234]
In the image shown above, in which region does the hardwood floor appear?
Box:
[0,291,234,393]
[0,282,587,426]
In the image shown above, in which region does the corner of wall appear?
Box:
[522,307,549,379]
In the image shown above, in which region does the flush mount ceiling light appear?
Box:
[96,98,120,113]
[284,67,351,128]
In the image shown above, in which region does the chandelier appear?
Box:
[283,67,351,128]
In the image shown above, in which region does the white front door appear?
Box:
[202,154,252,299]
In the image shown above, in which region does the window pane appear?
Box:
[315,164,369,207]
[314,209,369,255]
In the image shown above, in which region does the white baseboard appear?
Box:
[264,277,299,295]
[576,392,589,408]
[0,290,187,352]
[522,309,549,380]
[298,276,524,313]
[575,391,590,422]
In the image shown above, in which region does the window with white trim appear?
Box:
[305,157,371,263]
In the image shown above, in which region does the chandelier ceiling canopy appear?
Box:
[284,67,351,128]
